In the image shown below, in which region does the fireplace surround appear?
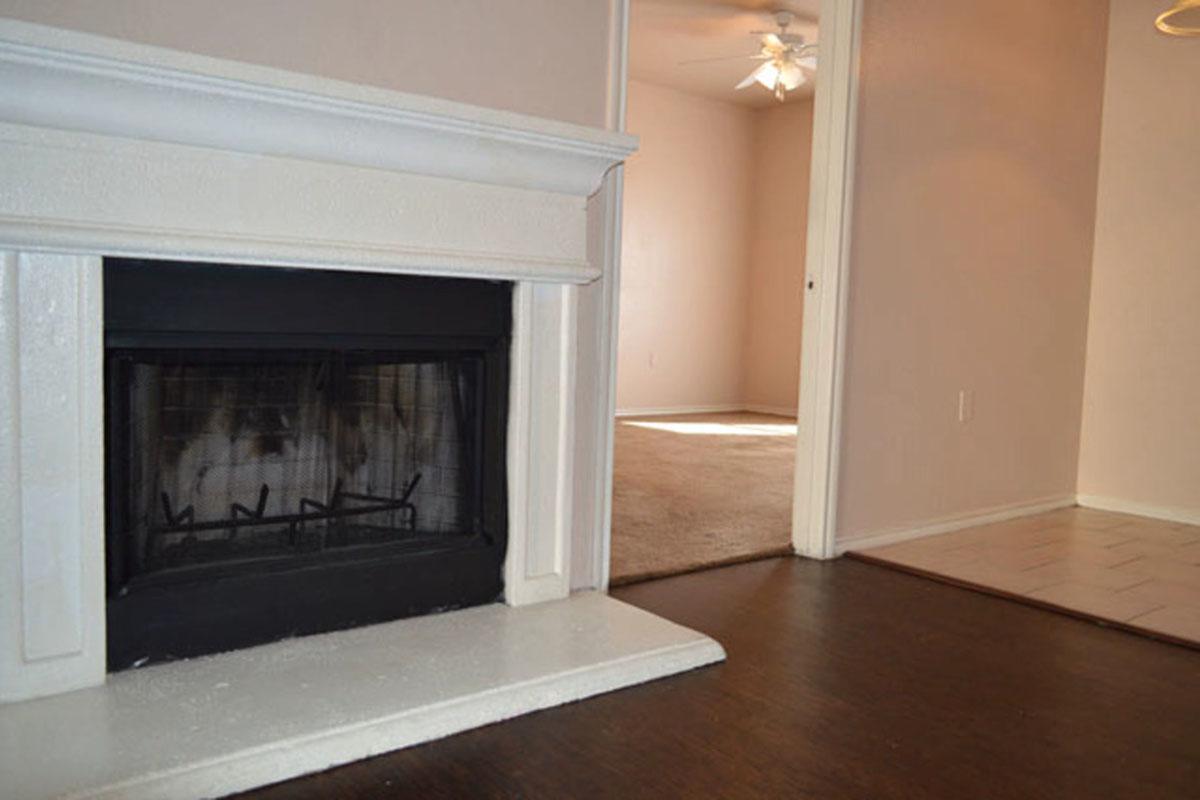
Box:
[0,19,724,799]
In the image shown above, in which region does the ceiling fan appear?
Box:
[683,10,818,102]
[740,11,817,100]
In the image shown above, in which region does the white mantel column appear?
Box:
[0,251,106,703]
[504,282,576,605]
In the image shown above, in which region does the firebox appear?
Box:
[103,259,511,670]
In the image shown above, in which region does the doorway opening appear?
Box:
[609,2,821,583]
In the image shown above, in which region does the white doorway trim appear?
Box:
[588,0,630,591]
[791,0,864,559]
[598,0,860,578]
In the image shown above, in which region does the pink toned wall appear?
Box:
[617,82,812,415]
[0,0,611,127]
[836,0,1110,542]
[617,80,757,413]
[1077,1,1200,521]
[744,101,814,415]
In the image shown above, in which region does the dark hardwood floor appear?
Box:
[238,557,1200,799]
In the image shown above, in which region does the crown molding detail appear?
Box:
[0,20,636,197]
[0,20,637,283]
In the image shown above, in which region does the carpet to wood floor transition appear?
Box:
[609,412,796,584]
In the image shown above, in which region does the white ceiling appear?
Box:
[629,0,821,108]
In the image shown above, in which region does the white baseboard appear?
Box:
[615,404,744,417]
[836,495,1077,554]
[743,404,797,418]
[615,404,796,419]
[1076,494,1200,527]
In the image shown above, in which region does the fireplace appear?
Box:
[103,259,511,669]
[0,22,733,800]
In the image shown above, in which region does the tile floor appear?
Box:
[853,506,1200,646]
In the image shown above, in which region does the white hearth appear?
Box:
[0,19,724,799]
[1,593,720,800]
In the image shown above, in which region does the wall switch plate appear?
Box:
[957,389,974,423]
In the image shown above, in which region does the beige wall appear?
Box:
[744,101,813,414]
[618,82,812,414]
[836,0,1109,541]
[1077,0,1200,520]
[618,80,757,413]
[0,0,611,127]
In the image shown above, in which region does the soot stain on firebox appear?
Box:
[231,405,288,458]
[226,364,294,458]
[155,367,296,470]
[154,362,395,476]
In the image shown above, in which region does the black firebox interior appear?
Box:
[103,259,511,671]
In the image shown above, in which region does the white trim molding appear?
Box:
[0,19,635,197]
[614,404,796,419]
[615,404,746,418]
[743,404,798,419]
[791,0,864,559]
[505,284,578,605]
[835,495,1077,554]
[0,253,106,702]
[1076,495,1200,528]
[0,20,636,284]
[573,0,631,592]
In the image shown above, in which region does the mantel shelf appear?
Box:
[0,19,637,197]
[0,19,637,283]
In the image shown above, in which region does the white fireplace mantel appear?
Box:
[0,19,637,283]
[0,19,723,799]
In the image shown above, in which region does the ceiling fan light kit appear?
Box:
[736,10,818,102]
[1156,0,1200,36]
[681,8,819,103]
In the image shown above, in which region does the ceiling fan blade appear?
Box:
[736,60,780,91]
[795,54,818,70]
[735,62,770,90]
[678,53,769,66]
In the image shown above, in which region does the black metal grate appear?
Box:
[113,352,482,577]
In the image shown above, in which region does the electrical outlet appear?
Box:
[957,389,974,423]
[648,352,656,369]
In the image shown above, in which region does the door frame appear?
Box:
[589,0,631,590]
[791,0,864,559]
[595,0,863,584]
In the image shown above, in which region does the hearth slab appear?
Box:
[0,593,724,799]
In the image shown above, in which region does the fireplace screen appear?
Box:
[103,259,510,670]
[113,353,481,578]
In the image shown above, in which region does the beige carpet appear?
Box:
[610,412,796,584]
